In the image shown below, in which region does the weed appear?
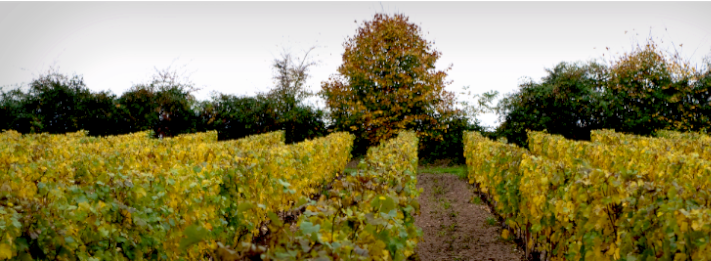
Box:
[433,185,444,196]
[418,165,467,179]
[470,196,482,205]
[449,211,457,218]
[443,200,452,210]
[485,217,497,226]
[437,230,446,237]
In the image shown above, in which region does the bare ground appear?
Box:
[412,173,525,261]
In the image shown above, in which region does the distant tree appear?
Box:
[117,66,200,138]
[80,90,121,136]
[263,46,327,143]
[321,13,458,154]
[457,87,499,126]
[495,37,711,147]
[495,61,608,147]
[686,56,711,132]
[196,93,280,140]
[0,84,31,132]
[267,47,318,113]
[22,70,98,134]
[604,38,708,134]
[115,84,159,134]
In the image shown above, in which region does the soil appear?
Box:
[412,173,525,261]
[345,158,361,169]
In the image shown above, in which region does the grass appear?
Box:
[485,217,497,226]
[345,157,468,179]
[443,200,452,210]
[418,165,467,179]
[470,196,482,205]
[433,185,444,196]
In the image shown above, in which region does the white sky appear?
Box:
[1,2,710,129]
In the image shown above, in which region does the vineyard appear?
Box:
[0,129,420,260]
[464,129,711,261]
[2,127,711,260]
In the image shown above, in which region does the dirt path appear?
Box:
[413,173,525,261]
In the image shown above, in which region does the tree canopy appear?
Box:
[496,38,711,147]
[321,13,458,154]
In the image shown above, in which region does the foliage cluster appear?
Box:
[464,129,711,260]
[0,130,354,260]
[463,131,529,228]
[0,63,326,145]
[320,13,478,163]
[528,130,711,260]
[0,129,424,260]
[496,39,711,147]
[238,131,422,260]
[655,129,711,142]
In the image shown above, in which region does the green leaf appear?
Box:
[237,202,253,212]
[18,253,33,261]
[625,254,638,261]
[179,225,209,250]
[300,221,321,236]
[371,195,396,214]
[268,212,284,227]
[11,219,21,228]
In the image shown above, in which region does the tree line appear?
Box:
[496,39,711,147]
[2,12,710,163]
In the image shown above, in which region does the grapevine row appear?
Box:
[0,130,353,260]
[247,131,422,260]
[592,129,711,162]
[464,130,711,261]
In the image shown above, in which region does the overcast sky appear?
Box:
[1,1,710,128]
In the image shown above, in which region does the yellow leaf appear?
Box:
[691,220,701,231]
[674,253,687,261]
[0,243,12,259]
[381,250,390,259]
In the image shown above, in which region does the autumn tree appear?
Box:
[321,13,458,154]
[604,38,710,134]
[495,36,711,147]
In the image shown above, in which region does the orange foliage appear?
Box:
[321,13,458,150]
